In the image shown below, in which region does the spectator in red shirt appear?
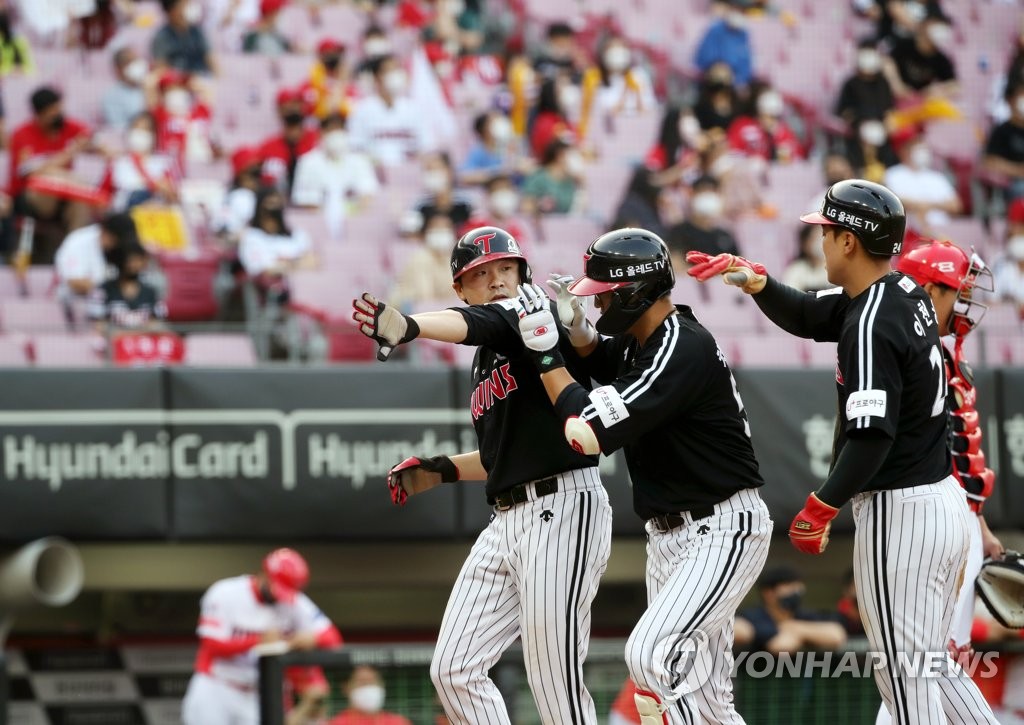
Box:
[328,665,411,725]
[152,70,215,173]
[726,88,804,163]
[528,76,577,161]
[9,86,95,254]
[259,88,320,194]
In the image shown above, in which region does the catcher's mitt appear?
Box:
[976,550,1024,629]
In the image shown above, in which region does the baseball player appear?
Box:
[510,228,773,725]
[687,179,1000,723]
[181,548,343,725]
[351,226,613,724]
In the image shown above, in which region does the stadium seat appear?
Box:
[0,335,30,366]
[31,334,104,367]
[158,253,223,322]
[0,266,57,299]
[0,299,66,333]
[732,334,808,368]
[183,333,258,366]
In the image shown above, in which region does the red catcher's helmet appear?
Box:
[894,240,992,338]
[263,548,309,603]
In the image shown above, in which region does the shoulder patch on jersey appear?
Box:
[897,276,916,293]
[494,298,520,312]
[815,286,844,298]
[589,385,629,428]
[846,389,887,420]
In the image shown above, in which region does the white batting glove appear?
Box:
[514,284,565,373]
[546,273,596,347]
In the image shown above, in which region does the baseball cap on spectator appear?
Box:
[317,38,346,56]
[276,86,305,107]
[231,146,263,177]
[260,0,287,16]
[1008,198,1024,226]
[157,69,189,92]
[30,86,61,114]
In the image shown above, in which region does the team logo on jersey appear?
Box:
[539,510,554,522]
[697,524,711,535]
[470,363,518,420]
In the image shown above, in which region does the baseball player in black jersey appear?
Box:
[351,226,613,725]
[687,180,999,724]
[510,228,773,725]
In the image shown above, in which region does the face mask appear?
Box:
[120,269,141,282]
[183,1,202,24]
[124,58,148,84]
[425,229,455,251]
[679,115,702,145]
[859,120,886,146]
[691,191,723,219]
[48,113,66,131]
[127,128,154,154]
[726,10,746,29]
[857,50,881,74]
[444,0,465,14]
[490,189,519,217]
[382,69,407,96]
[909,145,931,169]
[777,591,803,613]
[349,684,385,713]
[164,88,192,117]
[323,130,348,156]
[756,91,784,118]
[927,23,952,49]
[364,38,391,57]
[489,116,513,142]
[603,45,631,72]
[564,150,585,176]
[282,111,305,127]
[423,169,449,193]
[1008,235,1024,260]
[558,84,581,112]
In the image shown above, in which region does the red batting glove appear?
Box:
[685,252,767,282]
[386,456,421,506]
[789,493,840,554]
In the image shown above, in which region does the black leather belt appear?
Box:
[649,504,716,533]
[493,477,559,511]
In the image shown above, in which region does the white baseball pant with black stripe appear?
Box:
[854,476,998,725]
[430,467,612,724]
[625,487,772,725]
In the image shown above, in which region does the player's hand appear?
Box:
[980,514,1005,560]
[262,628,283,643]
[387,455,459,506]
[513,283,566,373]
[685,252,768,294]
[546,273,596,347]
[789,493,840,555]
[352,293,420,361]
[288,632,318,651]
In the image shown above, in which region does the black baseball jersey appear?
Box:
[566,305,763,520]
[88,280,167,328]
[756,273,952,491]
[456,299,598,500]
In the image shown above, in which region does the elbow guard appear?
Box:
[565,416,601,455]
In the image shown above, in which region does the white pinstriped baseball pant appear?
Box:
[854,476,998,725]
[625,487,772,725]
[430,466,612,724]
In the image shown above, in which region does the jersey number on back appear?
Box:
[928,344,947,418]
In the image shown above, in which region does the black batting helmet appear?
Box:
[800,179,906,256]
[450,226,531,282]
[569,227,674,335]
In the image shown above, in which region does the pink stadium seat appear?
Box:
[982,334,1024,366]
[692,303,762,335]
[159,253,221,322]
[980,303,1022,336]
[732,334,808,368]
[184,334,258,366]
[0,267,57,299]
[0,299,66,333]
[806,340,839,369]
[0,335,30,366]
[31,334,104,368]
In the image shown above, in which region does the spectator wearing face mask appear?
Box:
[984,84,1024,202]
[259,88,320,194]
[214,146,263,241]
[153,71,216,171]
[521,139,583,215]
[150,0,217,76]
[306,38,356,120]
[665,176,738,262]
[347,54,430,167]
[459,111,521,186]
[103,47,151,131]
[885,8,957,99]
[101,111,179,211]
[781,223,829,292]
[807,153,855,212]
[55,211,139,307]
[461,175,528,245]
[242,0,292,55]
[292,113,379,238]
[993,206,1024,315]
[328,665,411,725]
[390,212,459,310]
[89,241,166,335]
[733,566,847,654]
[577,36,654,142]
[726,89,804,162]
[694,0,753,89]
[843,118,898,183]
[835,40,895,127]
[883,135,960,230]
[533,22,585,82]
[239,187,314,302]
[611,167,671,240]
[406,152,474,232]
[694,63,741,132]
[528,76,578,161]
[645,106,703,181]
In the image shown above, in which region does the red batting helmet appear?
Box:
[894,240,992,338]
[263,548,309,603]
